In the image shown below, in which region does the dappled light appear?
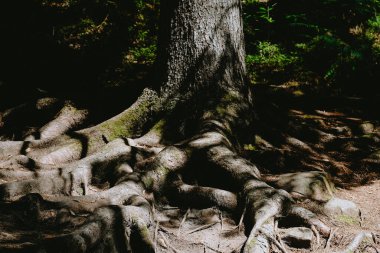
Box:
[1,0,380,252]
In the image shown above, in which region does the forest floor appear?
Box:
[0,83,379,253]
[144,180,380,253]
[147,83,380,253]
[151,84,380,253]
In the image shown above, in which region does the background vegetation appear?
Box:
[0,0,379,99]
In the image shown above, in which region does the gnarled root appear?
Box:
[0,88,159,165]
[0,116,330,252]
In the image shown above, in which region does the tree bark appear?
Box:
[157,0,251,137]
[0,1,328,252]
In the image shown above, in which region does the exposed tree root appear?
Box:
[0,96,331,252]
[287,206,330,237]
[24,101,89,141]
[0,97,62,140]
[0,88,159,166]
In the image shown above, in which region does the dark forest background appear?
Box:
[0,0,379,102]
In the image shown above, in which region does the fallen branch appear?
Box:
[363,245,380,253]
[325,228,336,249]
[264,232,288,253]
[177,208,190,236]
[238,204,247,233]
[159,231,180,253]
[154,221,160,252]
[201,243,224,253]
[311,225,320,247]
[187,221,219,234]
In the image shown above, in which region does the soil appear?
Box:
[119,180,380,253]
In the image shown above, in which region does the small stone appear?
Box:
[359,122,374,135]
[324,197,360,218]
[280,227,313,248]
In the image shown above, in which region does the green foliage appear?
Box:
[247,41,298,70]
[243,144,258,151]
[243,0,380,95]
[1,0,379,96]
[0,0,159,91]
[257,4,276,24]
[246,41,297,83]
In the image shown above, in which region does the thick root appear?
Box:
[171,178,238,211]
[0,117,332,253]
[0,97,62,140]
[25,101,89,141]
[1,89,159,166]
[287,206,330,237]
[195,131,328,253]
[0,139,133,201]
[243,220,274,253]
[42,205,154,253]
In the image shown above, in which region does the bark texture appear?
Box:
[0,0,328,252]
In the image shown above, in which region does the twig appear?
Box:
[273,220,287,251]
[325,228,336,249]
[372,232,378,244]
[278,235,288,253]
[274,238,289,253]
[152,204,157,220]
[274,219,278,233]
[202,243,224,253]
[261,228,288,253]
[219,211,224,231]
[238,204,247,233]
[311,225,320,247]
[160,206,180,210]
[222,204,248,233]
[269,235,289,253]
[363,245,380,253]
[177,208,190,236]
[159,231,179,253]
[154,221,160,252]
[187,221,218,234]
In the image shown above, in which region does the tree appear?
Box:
[0,0,329,252]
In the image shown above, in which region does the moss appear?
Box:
[244,144,257,151]
[142,175,154,190]
[150,119,166,134]
[67,138,84,155]
[102,119,130,141]
[362,134,374,139]
[100,97,152,141]
[133,219,154,249]
[245,238,257,250]
[336,214,359,225]
[142,166,170,191]
[216,105,227,116]
[222,92,240,102]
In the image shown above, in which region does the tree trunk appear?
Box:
[0,1,328,252]
[156,0,251,141]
